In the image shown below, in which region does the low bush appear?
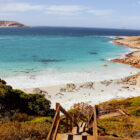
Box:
[98,116,140,138]
[98,96,140,138]
[99,96,140,116]
[68,108,88,122]
[129,107,140,116]
[0,121,51,140]
[11,113,34,122]
[27,117,53,124]
[0,79,55,139]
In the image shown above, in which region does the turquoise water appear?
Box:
[0,33,131,76]
[0,27,140,88]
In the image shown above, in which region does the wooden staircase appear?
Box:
[40,103,139,140]
[56,134,94,140]
[45,103,98,140]
[56,122,93,140]
[56,122,92,140]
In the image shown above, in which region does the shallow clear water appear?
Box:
[0,27,140,88]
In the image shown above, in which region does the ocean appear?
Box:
[0,27,140,88]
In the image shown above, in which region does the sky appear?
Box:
[0,0,140,29]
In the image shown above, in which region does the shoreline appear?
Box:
[2,35,140,109]
[24,36,140,109]
[13,36,140,109]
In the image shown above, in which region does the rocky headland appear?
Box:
[111,36,140,88]
[112,51,140,68]
[0,20,28,27]
[112,36,140,49]
[111,36,140,68]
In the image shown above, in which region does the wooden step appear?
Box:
[72,127,78,134]
[56,134,94,140]
[56,134,68,140]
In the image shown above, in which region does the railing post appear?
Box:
[52,108,60,140]
[88,114,90,130]
[93,105,98,140]
[46,103,60,140]
[65,115,68,133]
[70,114,74,132]
[56,103,60,110]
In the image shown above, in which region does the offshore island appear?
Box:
[0,20,28,27]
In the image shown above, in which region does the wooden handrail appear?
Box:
[93,105,98,140]
[59,105,78,127]
[46,103,60,140]
[46,103,79,140]
[59,106,71,118]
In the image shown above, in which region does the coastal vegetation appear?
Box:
[0,79,54,139]
[98,96,140,138]
[0,78,140,139]
[0,78,52,116]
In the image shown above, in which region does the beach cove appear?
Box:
[23,35,140,109]
[0,27,140,109]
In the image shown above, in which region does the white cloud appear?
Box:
[45,5,113,16]
[137,1,140,4]
[88,10,113,16]
[0,2,45,12]
[0,2,113,17]
[45,5,87,16]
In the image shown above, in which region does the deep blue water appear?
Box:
[0,27,140,88]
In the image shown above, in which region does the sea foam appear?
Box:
[3,66,140,89]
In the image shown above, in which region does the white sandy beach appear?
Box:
[23,75,140,110]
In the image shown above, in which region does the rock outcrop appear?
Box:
[111,36,140,69]
[60,83,76,92]
[0,20,28,27]
[112,52,140,68]
[116,73,140,87]
[79,82,94,89]
[33,88,47,96]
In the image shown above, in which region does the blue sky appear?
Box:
[0,0,140,29]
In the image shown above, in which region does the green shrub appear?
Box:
[68,108,88,122]
[11,113,34,122]
[27,117,53,124]
[98,96,140,138]
[12,90,51,116]
[129,107,140,116]
[0,79,53,116]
